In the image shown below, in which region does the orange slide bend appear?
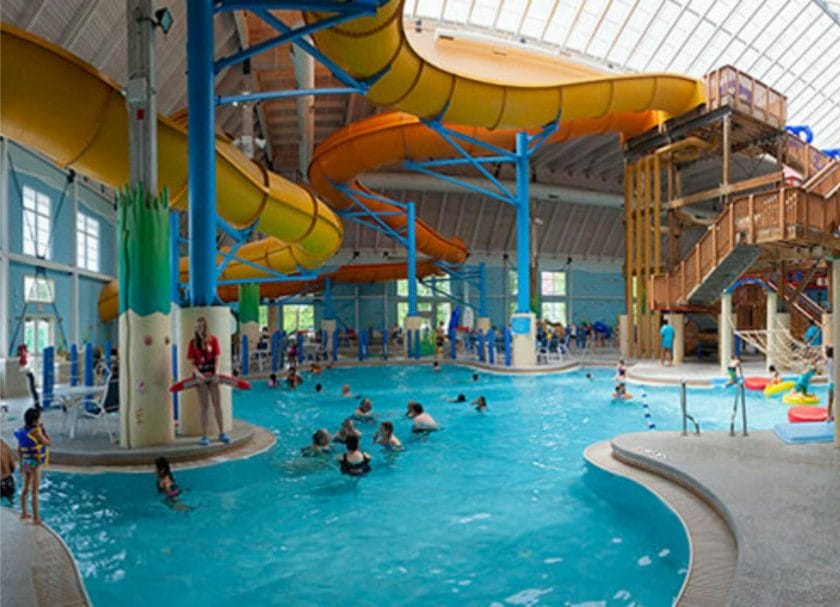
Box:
[304,1,706,262]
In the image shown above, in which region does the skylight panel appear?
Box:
[520,0,555,38]
[496,0,528,33]
[414,0,445,19]
[469,0,498,28]
[706,0,734,25]
[442,0,471,22]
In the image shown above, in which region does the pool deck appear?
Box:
[627,360,830,387]
[588,431,840,606]
[0,508,89,607]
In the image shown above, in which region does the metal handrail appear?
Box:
[729,377,748,437]
[680,380,700,436]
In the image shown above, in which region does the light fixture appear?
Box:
[154,7,173,35]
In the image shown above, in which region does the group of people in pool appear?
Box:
[301,374,487,477]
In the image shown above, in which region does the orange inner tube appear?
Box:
[744,377,771,391]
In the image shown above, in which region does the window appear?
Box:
[541,301,568,325]
[24,275,55,303]
[435,302,452,326]
[259,305,269,329]
[282,304,314,332]
[396,279,433,297]
[24,316,54,356]
[22,186,51,259]
[397,301,432,330]
[76,211,100,271]
[541,271,566,296]
[508,270,518,295]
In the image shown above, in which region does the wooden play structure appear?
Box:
[623,65,840,360]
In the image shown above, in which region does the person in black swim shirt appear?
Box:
[338,435,370,476]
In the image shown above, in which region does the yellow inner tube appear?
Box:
[782,392,821,406]
[764,380,795,397]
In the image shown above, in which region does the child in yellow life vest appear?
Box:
[14,407,50,524]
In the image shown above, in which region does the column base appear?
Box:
[510,312,536,367]
[404,316,422,357]
[119,310,174,448]
[667,313,685,365]
[476,317,491,332]
[176,306,234,437]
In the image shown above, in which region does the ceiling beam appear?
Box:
[60,0,107,51]
[19,1,48,30]
[569,206,596,255]
[434,191,449,234]
[538,199,564,253]
[486,203,506,253]
[469,200,487,251]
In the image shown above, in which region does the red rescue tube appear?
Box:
[169,373,251,393]
[744,377,771,391]
[787,406,828,423]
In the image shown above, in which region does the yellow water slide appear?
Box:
[304,1,706,261]
[303,2,705,129]
[0,24,343,322]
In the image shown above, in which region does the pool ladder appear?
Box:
[729,376,748,437]
[679,380,700,436]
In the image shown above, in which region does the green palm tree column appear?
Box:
[239,283,261,349]
[118,184,173,448]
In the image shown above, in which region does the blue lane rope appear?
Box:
[641,390,656,430]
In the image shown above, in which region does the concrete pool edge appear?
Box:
[584,439,738,606]
[0,507,91,607]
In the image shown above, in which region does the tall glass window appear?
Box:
[76,211,100,271]
[22,186,51,259]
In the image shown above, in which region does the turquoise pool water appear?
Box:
[39,365,809,606]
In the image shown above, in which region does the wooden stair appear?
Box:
[650,186,840,310]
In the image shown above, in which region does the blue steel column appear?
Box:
[324,277,334,319]
[479,262,488,317]
[407,202,417,316]
[187,1,217,305]
[515,132,530,313]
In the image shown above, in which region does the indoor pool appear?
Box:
[38,365,808,606]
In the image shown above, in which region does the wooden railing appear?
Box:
[786,133,836,180]
[803,159,840,197]
[705,65,787,128]
[650,187,840,310]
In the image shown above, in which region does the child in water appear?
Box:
[724,356,742,387]
[373,421,402,450]
[267,373,278,388]
[155,456,181,499]
[768,365,782,386]
[472,396,487,412]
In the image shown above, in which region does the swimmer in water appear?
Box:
[315,383,323,394]
[353,399,375,421]
[333,418,362,443]
[301,428,332,456]
[447,394,467,403]
[341,384,356,398]
[472,396,487,412]
[372,421,402,450]
[406,402,439,432]
[337,435,371,477]
[432,361,441,372]
[585,372,594,381]
[612,383,632,400]
[267,373,278,388]
[155,457,191,511]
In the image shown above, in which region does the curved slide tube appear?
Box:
[305,2,705,262]
[0,24,343,320]
[304,2,705,129]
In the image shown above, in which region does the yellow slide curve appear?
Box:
[0,24,343,323]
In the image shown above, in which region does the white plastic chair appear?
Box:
[74,362,118,443]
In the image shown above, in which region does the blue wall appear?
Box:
[293,260,625,333]
[4,142,116,355]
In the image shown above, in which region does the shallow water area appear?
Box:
[38,365,807,606]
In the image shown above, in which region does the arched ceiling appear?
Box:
[5,1,828,265]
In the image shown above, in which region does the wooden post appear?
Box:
[722,113,732,197]
[635,162,643,356]
[642,156,651,356]
[653,155,662,357]
[625,162,635,357]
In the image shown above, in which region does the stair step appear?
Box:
[687,245,762,305]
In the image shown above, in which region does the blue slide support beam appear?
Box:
[407,202,417,316]
[515,131,530,314]
[186,0,217,305]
